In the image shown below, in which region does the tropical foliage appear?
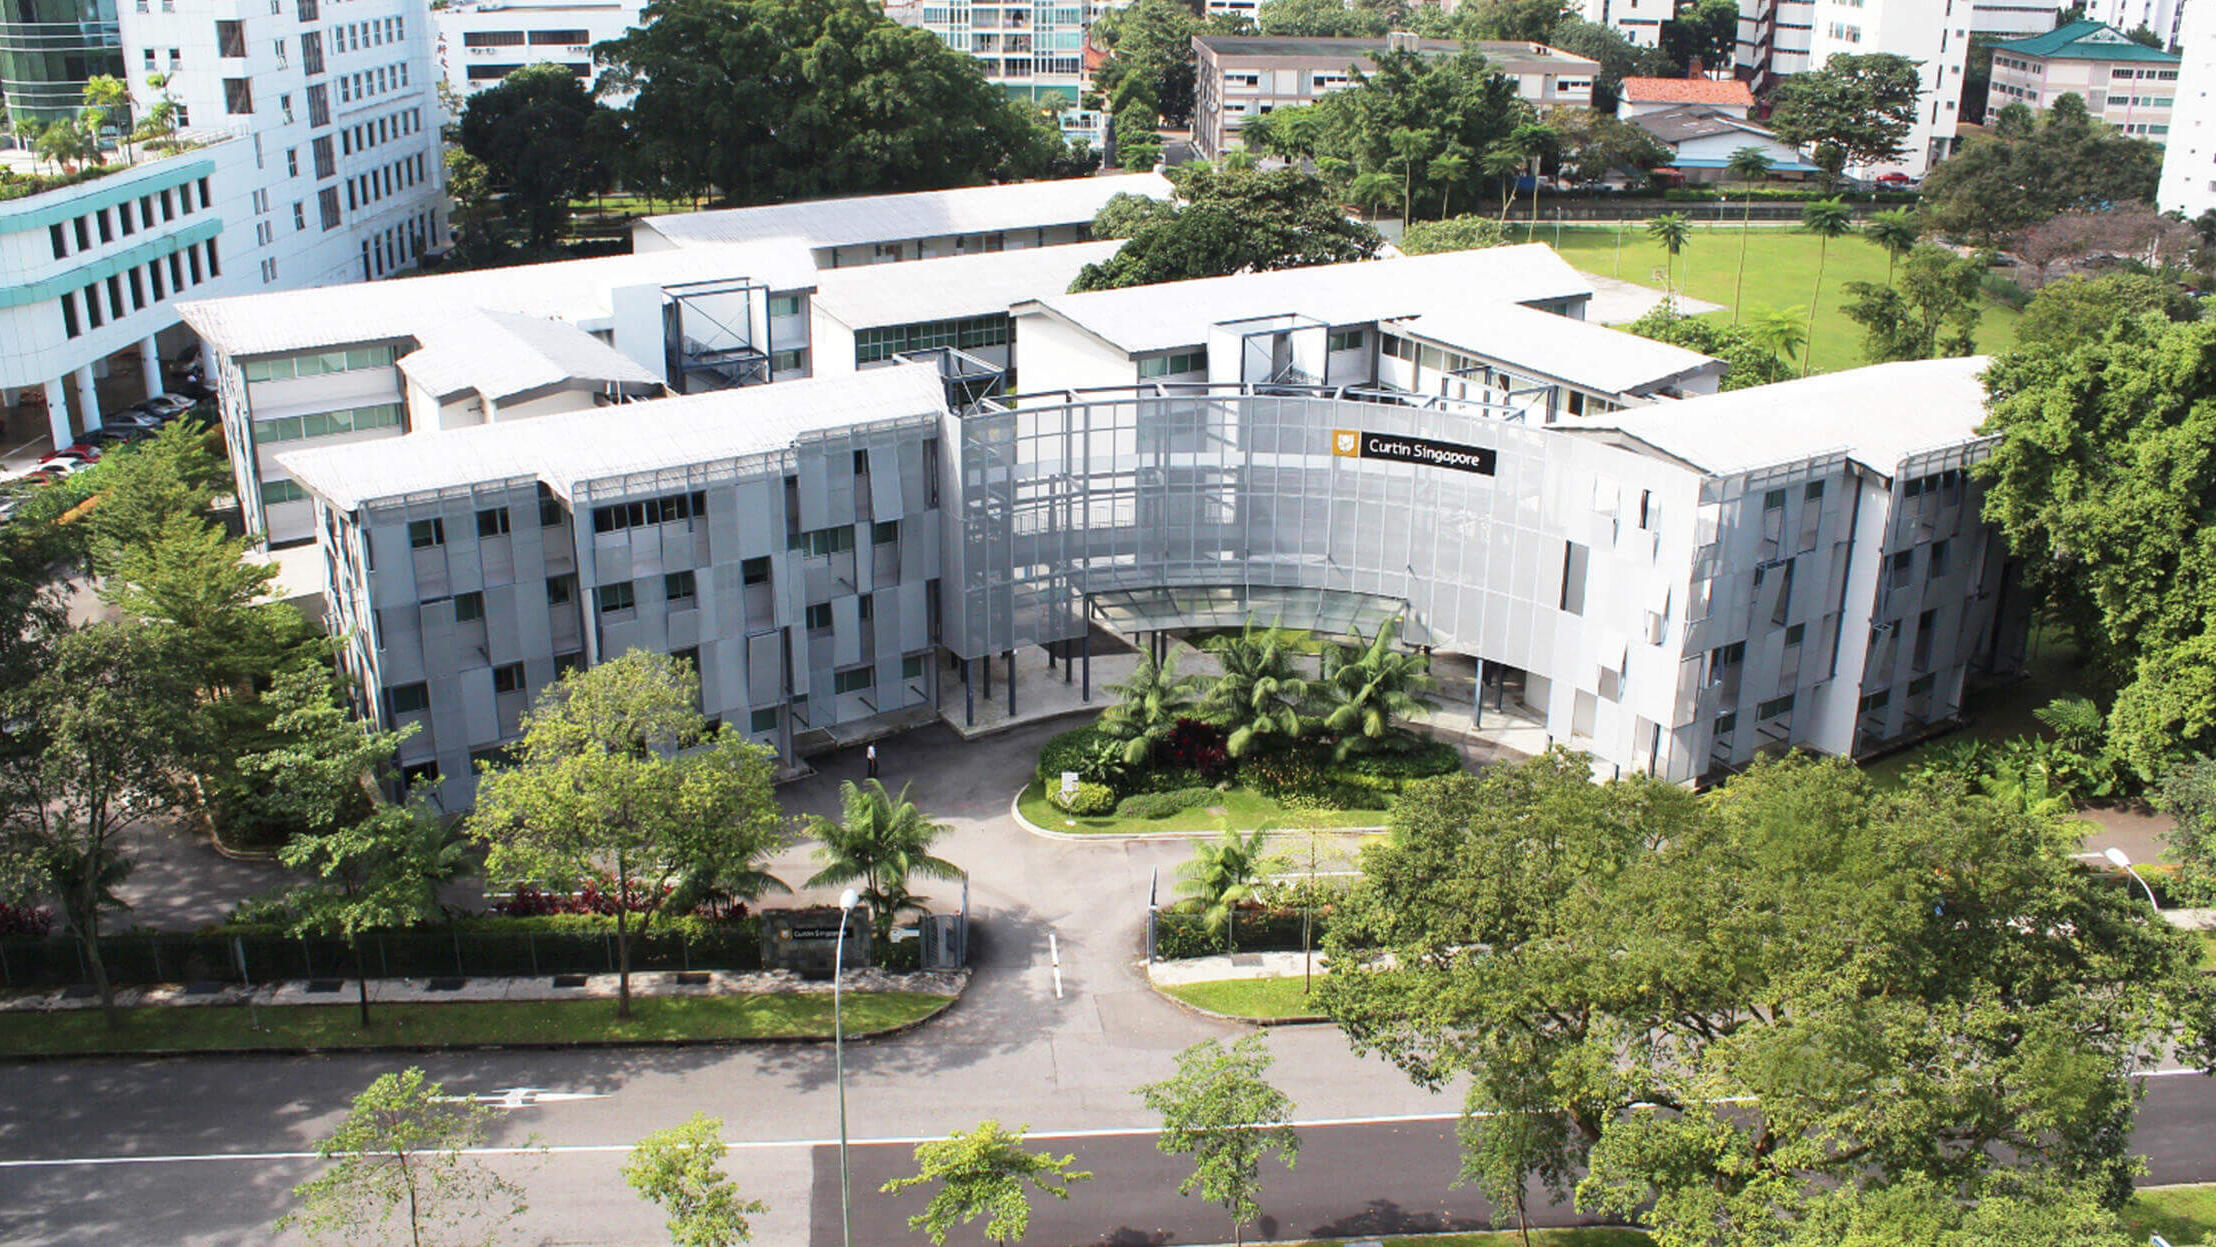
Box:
[804,778,963,939]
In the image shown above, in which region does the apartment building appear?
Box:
[433,0,644,105]
[1573,0,1679,47]
[0,0,443,449]
[633,173,1174,266]
[1989,20,2181,140]
[2086,0,2189,48]
[1190,33,1599,161]
[883,0,1089,106]
[2157,0,2214,215]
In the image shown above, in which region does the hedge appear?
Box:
[1049,781,1117,816]
[1116,787,1218,819]
[1660,187,1921,204]
[1155,908,1328,960]
[1038,721,1114,790]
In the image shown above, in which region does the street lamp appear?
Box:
[834,886,860,1247]
[2103,847,2161,911]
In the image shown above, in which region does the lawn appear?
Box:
[1017,780,1387,835]
[1506,221,2022,376]
[0,992,950,1056]
[2127,1184,2216,1245]
[1159,975,1329,1021]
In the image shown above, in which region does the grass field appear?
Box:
[1504,222,2023,376]
[2127,1184,2216,1244]
[1158,975,1328,1020]
[0,992,950,1056]
[1017,780,1387,835]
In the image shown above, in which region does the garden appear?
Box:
[1024,620,1465,835]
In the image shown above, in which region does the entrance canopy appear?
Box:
[1089,585,1429,645]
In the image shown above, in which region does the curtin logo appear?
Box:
[1330,429,1497,476]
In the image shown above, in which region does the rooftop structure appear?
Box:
[1618,76,1756,117]
[1629,105,1816,179]
[1989,20,2181,141]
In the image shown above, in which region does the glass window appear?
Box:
[476,506,510,538]
[742,556,770,585]
[903,655,925,679]
[492,662,525,694]
[873,520,899,545]
[547,574,575,605]
[806,602,832,630]
[540,495,565,527]
[408,518,444,548]
[597,581,636,615]
[834,667,874,694]
[453,591,484,622]
[749,708,778,733]
[664,570,696,602]
[385,682,429,714]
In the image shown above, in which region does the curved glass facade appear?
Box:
[0,0,123,127]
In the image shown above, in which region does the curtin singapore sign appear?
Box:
[1332,428,1498,476]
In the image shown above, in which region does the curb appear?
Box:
[1008,789,1388,844]
[0,988,964,1062]
[1146,978,1332,1029]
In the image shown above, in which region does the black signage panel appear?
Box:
[1332,428,1498,476]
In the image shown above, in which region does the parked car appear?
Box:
[141,393,197,416]
[40,445,100,466]
[1876,172,1919,188]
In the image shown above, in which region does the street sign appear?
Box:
[1060,770,1079,798]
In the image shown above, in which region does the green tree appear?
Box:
[1767,53,1922,172]
[1659,0,1738,73]
[1349,169,1397,222]
[1091,0,1202,127]
[470,650,782,1017]
[131,72,180,152]
[1746,303,1809,368]
[1070,164,1383,291]
[81,74,131,163]
[1786,1172,2135,1247]
[1097,650,1201,764]
[1425,147,1470,216]
[1454,0,1574,41]
[1799,197,1854,376]
[1175,828,1275,952]
[76,419,226,571]
[597,0,1053,208]
[1291,47,1531,222]
[33,115,96,173]
[281,1067,526,1247]
[882,1119,1093,1244]
[1400,213,1507,254]
[1484,144,1525,221]
[1863,207,1921,284]
[1919,93,2163,245]
[1256,0,1387,36]
[0,623,184,1026]
[443,149,514,266]
[1839,242,1986,362]
[2015,271,2200,351]
[2156,757,2216,906]
[1541,16,1677,111]
[803,778,961,940]
[1726,145,1774,323]
[1319,618,1437,758]
[1137,1035,1300,1247]
[1387,125,1438,223]
[624,1113,766,1247]
[1544,106,1669,184]
[1625,302,1793,390]
[1643,210,1692,294]
[456,63,610,252]
[1202,621,1311,757]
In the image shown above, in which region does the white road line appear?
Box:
[1049,930,1064,1000]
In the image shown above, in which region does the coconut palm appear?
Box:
[1427,147,1468,218]
[34,117,95,173]
[1175,829,1274,952]
[1746,305,1807,368]
[1201,619,1310,758]
[1645,212,1692,296]
[1799,198,1855,377]
[1725,146,1773,324]
[805,779,963,939]
[1319,618,1437,759]
[1349,170,1396,223]
[1865,208,1921,285]
[1387,125,1437,225]
[1099,650,1200,766]
[1483,144,1524,222]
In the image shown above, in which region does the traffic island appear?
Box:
[1148,951,1332,1025]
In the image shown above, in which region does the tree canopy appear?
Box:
[1766,53,1922,172]
[1624,303,1794,390]
[1318,750,2215,1243]
[456,63,611,251]
[1070,163,1382,291]
[2014,271,2199,352]
[1838,242,1987,362]
[1918,94,2163,245]
[596,0,1057,207]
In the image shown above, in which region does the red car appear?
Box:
[40,444,100,466]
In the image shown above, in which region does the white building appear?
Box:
[2158,0,2216,215]
[432,0,645,105]
[883,0,1091,108]
[2086,0,2189,47]
[1630,105,1817,180]
[633,173,1173,265]
[0,0,444,450]
[1574,0,1679,47]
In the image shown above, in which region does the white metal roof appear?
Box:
[178,240,818,358]
[809,240,1123,330]
[1389,300,1716,397]
[1595,356,1993,478]
[1015,245,1595,355]
[278,363,946,510]
[639,174,1174,250]
[398,310,662,402]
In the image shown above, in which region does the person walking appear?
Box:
[865,742,879,780]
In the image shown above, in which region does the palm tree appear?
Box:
[1319,618,1437,759]
[1512,122,1555,238]
[1483,144,1524,222]
[1099,650,1200,766]
[1175,829,1274,953]
[1746,305,1807,368]
[1799,198,1855,378]
[805,779,963,940]
[1217,150,1258,172]
[1201,620,1309,758]
[1427,147,1468,218]
[1724,146,1773,324]
[83,74,131,164]
[34,117,95,173]
[1387,125,1437,225]
[1865,208,1921,285]
[1349,170,1397,223]
[1645,212,1692,296]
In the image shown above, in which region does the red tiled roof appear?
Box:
[1620,77,1756,106]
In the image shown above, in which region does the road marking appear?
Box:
[1049,931,1063,1000]
[5,1071,2206,1171]
[433,1088,612,1110]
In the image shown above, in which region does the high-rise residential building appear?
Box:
[432,0,646,106]
[1988,20,2181,140]
[2085,0,2189,48]
[1572,0,1680,48]
[883,0,1092,107]
[0,0,444,451]
[2157,0,2215,215]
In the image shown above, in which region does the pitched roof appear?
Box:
[1191,34,1597,74]
[639,174,1175,250]
[809,241,1123,330]
[1631,103,1782,146]
[1620,76,1756,106]
[397,310,662,403]
[1993,19,2181,62]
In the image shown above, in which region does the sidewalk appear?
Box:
[1147,949,1326,986]
[0,966,967,1012]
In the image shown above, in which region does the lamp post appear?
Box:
[2103,847,2160,911]
[834,886,861,1247]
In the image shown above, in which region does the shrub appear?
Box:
[1240,749,1330,801]
[1132,765,1208,794]
[494,881,672,918]
[1038,721,1116,790]
[1049,781,1117,816]
[1336,738,1463,780]
[1158,718,1233,781]
[1116,787,1218,819]
[0,901,54,938]
[1981,271,2032,311]
[1154,907,1327,959]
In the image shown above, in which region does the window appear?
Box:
[260,478,308,506]
[903,655,925,680]
[590,490,707,534]
[1858,688,1890,713]
[1715,711,1737,736]
[770,348,805,374]
[539,495,565,527]
[385,682,429,714]
[319,187,341,231]
[1757,692,1796,720]
[313,135,336,178]
[768,294,802,317]
[492,662,526,694]
[224,77,254,113]
[301,30,323,74]
[547,574,575,605]
[1327,328,1364,352]
[476,506,510,538]
[834,667,874,694]
[597,581,637,615]
[664,570,696,603]
[555,651,586,677]
[1889,549,1912,588]
[750,708,778,734]
[872,520,899,545]
[1137,349,1207,379]
[307,83,329,127]
[1928,538,1949,577]
[1784,622,1805,646]
[399,760,439,787]
[806,602,833,630]
[742,556,770,585]
[790,526,855,557]
[452,591,485,622]
[408,518,444,549]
